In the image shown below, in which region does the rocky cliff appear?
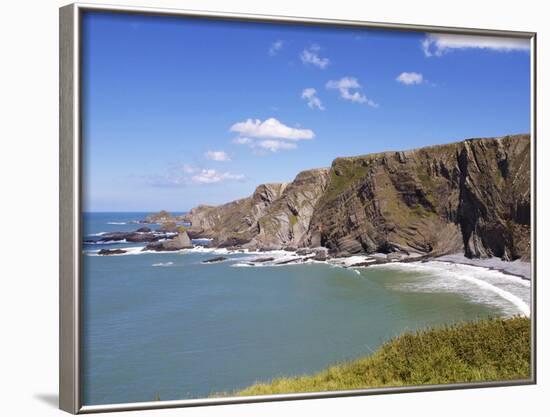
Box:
[185,182,289,247]
[186,169,330,249]
[185,134,531,261]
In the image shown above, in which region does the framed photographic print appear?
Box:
[59,2,536,414]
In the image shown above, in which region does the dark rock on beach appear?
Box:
[98,248,127,256]
[312,249,328,261]
[89,232,128,242]
[386,253,405,262]
[125,233,162,243]
[252,257,275,263]
[350,259,386,267]
[85,229,165,244]
[202,256,227,264]
[224,246,245,252]
[275,258,302,265]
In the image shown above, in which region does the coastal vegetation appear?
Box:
[229,317,530,396]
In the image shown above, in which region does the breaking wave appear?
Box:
[152,262,174,267]
[84,239,128,245]
[372,261,531,317]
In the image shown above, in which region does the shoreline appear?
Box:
[86,243,531,318]
[86,241,531,280]
[431,254,531,281]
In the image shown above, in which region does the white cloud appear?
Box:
[232,138,297,153]
[269,40,284,56]
[232,137,253,145]
[422,33,530,57]
[326,77,378,107]
[204,150,231,162]
[148,165,244,187]
[257,140,297,152]
[396,72,424,85]
[230,117,314,140]
[300,44,329,69]
[301,88,325,110]
[191,169,245,184]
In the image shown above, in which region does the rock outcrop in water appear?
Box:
[184,134,530,261]
[144,230,193,251]
[98,248,127,256]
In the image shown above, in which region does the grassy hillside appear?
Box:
[231,317,530,397]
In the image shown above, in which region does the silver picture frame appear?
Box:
[59,2,537,414]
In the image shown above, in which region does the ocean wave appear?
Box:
[182,246,233,255]
[87,232,108,237]
[152,262,174,267]
[107,221,128,225]
[231,263,254,268]
[373,261,531,317]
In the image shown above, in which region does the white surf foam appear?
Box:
[330,256,376,267]
[85,246,146,256]
[107,222,127,225]
[87,232,108,237]
[181,246,232,255]
[373,261,531,317]
[152,262,174,267]
[231,263,254,268]
[228,250,313,267]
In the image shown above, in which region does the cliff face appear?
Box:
[308,134,530,260]
[185,134,531,261]
[186,182,289,247]
[254,168,330,249]
[186,169,330,248]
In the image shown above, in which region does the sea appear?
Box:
[82,212,531,406]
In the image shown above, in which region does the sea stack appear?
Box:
[144,229,193,251]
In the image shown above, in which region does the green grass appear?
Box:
[228,317,530,397]
[289,214,298,226]
[322,159,369,203]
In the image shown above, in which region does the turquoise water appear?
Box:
[82,212,530,405]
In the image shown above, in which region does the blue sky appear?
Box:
[82,12,531,212]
